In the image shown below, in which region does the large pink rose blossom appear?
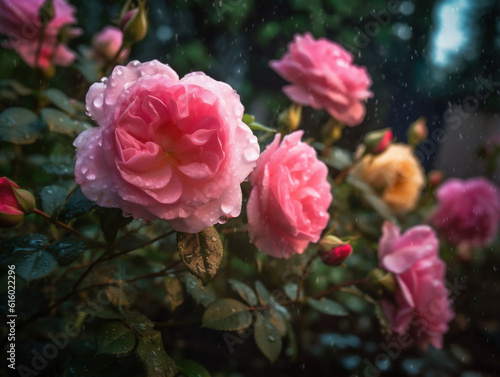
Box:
[92,26,128,62]
[270,32,373,126]
[247,131,332,258]
[74,60,260,233]
[431,177,500,248]
[378,222,454,350]
[0,0,81,72]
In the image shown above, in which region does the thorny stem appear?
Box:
[296,249,320,300]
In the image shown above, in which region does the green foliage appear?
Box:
[228,278,258,306]
[253,313,282,364]
[202,298,253,331]
[43,88,77,116]
[96,321,136,355]
[41,108,92,136]
[242,113,277,133]
[0,107,46,144]
[176,359,211,377]
[136,332,177,377]
[306,297,349,316]
[100,208,134,243]
[58,186,98,222]
[46,238,89,266]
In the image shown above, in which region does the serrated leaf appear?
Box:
[0,107,45,144]
[202,298,252,331]
[228,279,258,306]
[254,313,282,364]
[176,359,211,377]
[58,186,98,222]
[307,297,348,316]
[41,108,92,136]
[268,311,287,337]
[255,280,272,306]
[46,238,88,266]
[44,88,76,115]
[177,226,223,285]
[96,321,136,355]
[0,234,48,265]
[17,250,58,281]
[40,184,68,215]
[283,282,298,300]
[100,208,133,243]
[137,332,177,377]
[181,274,216,307]
[164,276,184,311]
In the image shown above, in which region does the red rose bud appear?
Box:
[0,177,36,227]
[407,117,428,147]
[319,236,353,266]
[362,128,392,155]
[120,0,148,45]
[428,170,444,187]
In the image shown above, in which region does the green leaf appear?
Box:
[46,238,88,266]
[228,279,258,306]
[41,108,92,136]
[17,250,58,281]
[100,208,133,243]
[202,298,252,331]
[0,79,32,95]
[164,276,184,311]
[283,282,298,300]
[176,359,211,377]
[137,332,177,377]
[0,235,57,280]
[307,297,349,316]
[40,184,68,215]
[177,226,223,285]
[181,274,216,307]
[0,234,48,265]
[320,145,353,170]
[254,313,282,364]
[44,88,76,115]
[0,107,45,145]
[255,280,272,306]
[58,186,98,222]
[242,113,277,133]
[96,321,136,355]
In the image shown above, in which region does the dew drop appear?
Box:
[93,96,103,108]
[243,147,259,162]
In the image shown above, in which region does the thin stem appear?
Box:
[33,208,84,237]
[296,249,319,300]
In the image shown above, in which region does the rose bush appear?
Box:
[431,177,500,248]
[350,143,425,213]
[270,32,373,126]
[246,131,332,258]
[0,0,81,73]
[378,222,454,350]
[74,59,260,233]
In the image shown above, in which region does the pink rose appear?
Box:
[0,0,82,72]
[270,32,373,126]
[431,177,500,248]
[92,26,128,62]
[74,60,260,233]
[247,131,332,258]
[378,222,454,350]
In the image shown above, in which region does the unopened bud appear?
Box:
[0,177,36,227]
[120,0,148,45]
[428,170,444,187]
[319,244,353,267]
[362,128,392,155]
[407,117,428,147]
[38,0,55,27]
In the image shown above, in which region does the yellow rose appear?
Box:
[350,143,425,213]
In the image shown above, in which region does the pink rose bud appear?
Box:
[427,170,444,187]
[92,26,126,61]
[407,117,428,147]
[270,32,373,127]
[319,243,353,267]
[0,177,36,227]
[362,128,393,155]
[120,0,148,45]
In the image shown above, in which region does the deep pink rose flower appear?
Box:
[247,131,332,258]
[431,177,500,248]
[74,60,260,233]
[92,26,128,62]
[378,222,454,350]
[270,32,373,126]
[0,0,82,72]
